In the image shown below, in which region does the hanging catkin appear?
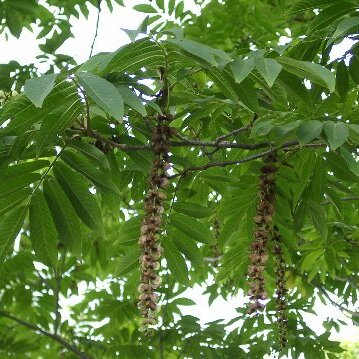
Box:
[137,114,173,336]
[272,226,288,350]
[247,152,278,314]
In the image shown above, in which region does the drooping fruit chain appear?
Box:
[247,152,278,314]
[137,114,173,336]
[272,226,288,350]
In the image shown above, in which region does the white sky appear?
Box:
[1,0,358,352]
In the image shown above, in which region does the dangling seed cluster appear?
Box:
[272,226,288,350]
[247,152,278,314]
[137,114,173,336]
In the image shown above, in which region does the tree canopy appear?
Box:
[0,0,359,358]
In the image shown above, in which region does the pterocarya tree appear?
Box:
[0,0,359,358]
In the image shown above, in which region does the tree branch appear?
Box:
[297,270,359,319]
[69,124,325,157]
[169,148,275,178]
[0,311,90,359]
[335,276,359,291]
[171,138,271,150]
[169,141,325,178]
[316,286,359,319]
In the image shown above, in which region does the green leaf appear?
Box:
[323,121,349,150]
[30,191,58,268]
[0,160,50,179]
[277,57,335,92]
[43,180,82,257]
[168,227,203,267]
[0,206,27,270]
[126,148,152,172]
[216,236,250,281]
[304,155,326,203]
[230,58,255,84]
[36,100,83,155]
[175,1,184,18]
[336,61,349,101]
[24,74,57,108]
[294,201,307,232]
[171,298,196,306]
[168,0,176,15]
[301,249,323,272]
[168,38,231,67]
[288,0,343,14]
[163,238,189,285]
[76,72,124,120]
[68,141,111,169]
[325,187,343,218]
[349,55,359,84]
[115,246,140,276]
[61,150,119,194]
[255,58,282,87]
[0,173,41,199]
[173,202,212,218]
[170,213,214,244]
[0,188,31,216]
[0,82,78,136]
[340,148,359,176]
[99,37,164,75]
[333,16,359,39]
[117,85,146,116]
[308,3,356,33]
[251,120,274,137]
[296,120,323,144]
[326,152,358,182]
[53,162,104,235]
[117,216,142,245]
[5,10,22,38]
[305,200,328,239]
[133,4,157,13]
[207,67,239,102]
[122,16,150,41]
[156,0,164,10]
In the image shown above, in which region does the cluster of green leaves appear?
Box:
[0,0,359,358]
[0,0,125,91]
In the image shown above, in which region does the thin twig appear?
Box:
[322,196,359,205]
[0,311,90,359]
[71,78,92,133]
[344,237,359,249]
[88,130,150,150]
[214,124,252,144]
[190,126,216,161]
[89,0,101,58]
[28,148,65,203]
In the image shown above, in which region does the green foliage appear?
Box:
[0,0,359,358]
